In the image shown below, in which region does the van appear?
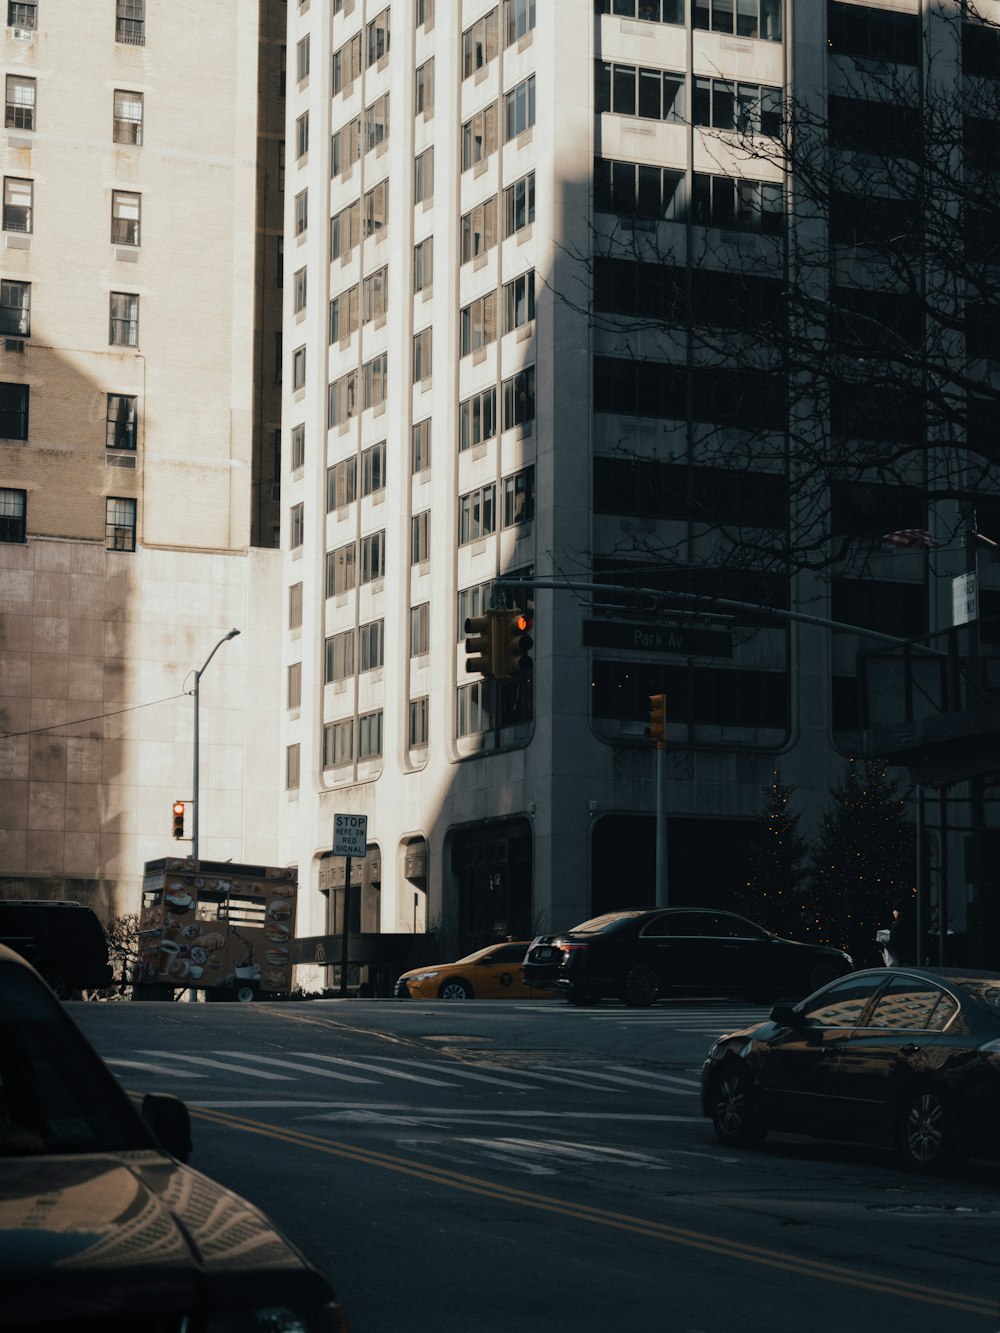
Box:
[0,900,114,998]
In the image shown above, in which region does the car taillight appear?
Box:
[559,943,589,956]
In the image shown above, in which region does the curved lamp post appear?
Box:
[191,628,240,860]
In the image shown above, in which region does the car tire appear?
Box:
[38,966,81,1002]
[235,984,257,1004]
[710,1063,767,1147]
[897,1084,962,1173]
[566,986,599,1007]
[619,962,659,1008]
[438,978,473,1000]
[808,963,842,993]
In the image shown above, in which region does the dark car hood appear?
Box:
[0,1152,327,1325]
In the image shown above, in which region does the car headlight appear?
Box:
[205,1303,349,1333]
[407,970,439,983]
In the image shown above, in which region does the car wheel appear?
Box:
[808,963,842,993]
[438,979,473,1000]
[39,967,81,1002]
[619,962,659,1008]
[235,984,257,1004]
[897,1084,961,1172]
[566,986,599,1007]
[710,1063,767,1147]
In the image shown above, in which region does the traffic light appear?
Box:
[464,612,497,678]
[500,610,534,679]
[172,800,186,840]
[647,694,667,747]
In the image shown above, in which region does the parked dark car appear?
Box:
[0,943,350,1330]
[521,908,853,1006]
[701,966,1000,1172]
[0,898,113,998]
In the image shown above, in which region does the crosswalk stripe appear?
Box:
[105,1057,206,1079]
[220,1052,377,1083]
[609,1066,701,1089]
[139,1050,294,1081]
[375,1055,554,1090]
[298,1053,454,1086]
[542,1065,674,1090]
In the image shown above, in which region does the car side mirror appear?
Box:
[769,1004,800,1027]
[142,1092,193,1163]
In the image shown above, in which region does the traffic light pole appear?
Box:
[656,744,668,909]
[190,629,240,860]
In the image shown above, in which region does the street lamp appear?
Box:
[191,628,240,861]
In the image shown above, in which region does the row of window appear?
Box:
[597,0,782,41]
[2,177,141,246]
[462,0,535,79]
[6,0,145,42]
[594,159,783,234]
[0,487,136,548]
[0,382,138,448]
[4,80,143,142]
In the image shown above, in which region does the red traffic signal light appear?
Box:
[500,611,533,679]
[464,612,498,678]
[172,801,186,840]
[647,694,667,746]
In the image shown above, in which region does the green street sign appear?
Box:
[582,619,732,659]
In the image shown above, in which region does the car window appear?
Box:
[568,913,642,935]
[651,912,716,937]
[713,914,768,940]
[798,974,881,1028]
[863,974,957,1031]
[485,944,527,964]
[0,962,150,1155]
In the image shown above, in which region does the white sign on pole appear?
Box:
[952,573,977,627]
[333,813,368,858]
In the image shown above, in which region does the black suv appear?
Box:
[522,908,853,1007]
[0,899,113,998]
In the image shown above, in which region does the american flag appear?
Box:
[880,529,941,549]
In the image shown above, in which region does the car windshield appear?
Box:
[567,912,645,936]
[453,945,504,965]
[0,963,151,1156]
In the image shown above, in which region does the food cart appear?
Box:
[136,858,297,1002]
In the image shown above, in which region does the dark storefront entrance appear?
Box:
[450,818,533,954]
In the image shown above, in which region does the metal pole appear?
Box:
[339,857,352,997]
[190,629,240,862]
[655,744,668,908]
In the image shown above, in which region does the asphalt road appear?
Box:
[72,998,1000,1333]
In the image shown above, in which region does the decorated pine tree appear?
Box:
[805,758,916,965]
[745,770,808,937]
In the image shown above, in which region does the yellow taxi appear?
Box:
[394,940,554,1000]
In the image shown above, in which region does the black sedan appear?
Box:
[0,943,350,1331]
[701,966,1000,1171]
[521,907,852,1006]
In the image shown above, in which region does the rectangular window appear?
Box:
[295,111,309,159]
[504,74,535,140]
[275,331,282,384]
[293,267,307,313]
[459,484,496,544]
[287,662,302,709]
[323,720,353,768]
[294,189,308,235]
[116,0,144,46]
[292,345,306,391]
[503,465,535,525]
[332,34,362,94]
[362,440,386,495]
[109,292,139,347]
[411,510,430,564]
[365,93,389,151]
[296,34,310,82]
[3,177,32,232]
[458,582,493,642]
[290,501,304,548]
[362,267,388,323]
[0,486,26,543]
[597,61,686,122]
[330,201,360,259]
[0,382,28,439]
[417,0,434,25]
[325,629,356,682]
[415,59,435,117]
[106,496,137,551]
[459,387,497,451]
[457,681,489,737]
[504,271,535,332]
[7,3,37,31]
[329,286,358,342]
[693,77,781,135]
[412,418,431,473]
[106,394,137,450]
[366,8,390,66]
[360,530,385,583]
[331,118,361,176]
[504,172,535,235]
[414,147,434,204]
[413,327,433,381]
[461,197,497,262]
[359,619,384,670]
[289,582,303,629]
[326,542,356,596]
[410,602,430,656]
[363,179,388,236]
[358,710,383,759]
[414,237,433,291]
[5,75,34,130]
[593,157,684,220]
[0,279,29,335]
[327,456,357,510]
[464,11,498,77]
[827,1,915,64]
[291,423,305,470]
[502,365,535,429]
[362,352,387,410]
[409,697,429,749]
[692,172,783,234]
[278,141,285,191]
[286,743,300,791]
[504,0,536,44]
[113,90,143,145]
[462,103,498,169]
[460,293,497,355]
[328,371,358,427]
[111,190,140,246]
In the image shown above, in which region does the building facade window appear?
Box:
[328,370,358,426]
[694,0,782,41]
[594,0,683,21]
[362,352,387,410]
[330,201,360,259]
[360,530,386,582]
[106,496,137,551]
[460,293,496,355]
[457,681,488,736]
[415,59,435,117]
[827,1,916,63]
[459,387,496,451]
[593,157,684,220]
[5,75,34,130]
[504,271,534,331]
[366,8,390,66]
[115,0,144,45]
[417,0,434,25]
[504,172,534,235]
[286,743,300,790]
[409,697,429,748]
[7,3,37,32]
[113,90,143,144]
[362,440,386,495]
[414,237,433,291]
[3,177,32,232]
[595,61,685,121]
[0,381,27,439]
[325,629,356,683]
[323,720,353,767]
[291,422,305,470]
[458,581,493,641]
[411,510,430,564]
[290,501,304,547]
[294,267,307,313]
[692,77,781,136]
[464,10,498,77]
[327,456,356,510]
[111,190,140,246]
[287,662,302,709]
[331,118,361,175]
[365,93,389,151]
[504,0,535,43]
[106,394,137,450]
[359,618,384,670]
[296,33,310,82]
[289,582,303,629]
[459,484,496,544]
[503,465,534,525]
[0,486,25,543]
[294,189,308,235]
[358,710,383,759]
[414,147,434,204]
[462,103,498,169]
[295,111,309,159]
[0,279,29,335]
[327,542,356,595]
[502,365,535,429]
[461,197,497,262]
[292,345,306,391]
[691,172,783,234]
[410,602,430,656]
[332,35,361,95]
[363,179,388,236]
[412,418,431,473]
[363,267,387,323]
[504,74,535,140]
[413,327,433,381]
